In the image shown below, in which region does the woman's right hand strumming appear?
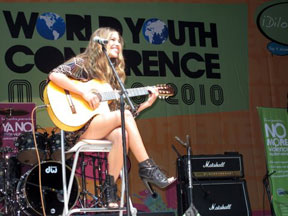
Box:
[82,91,100,110]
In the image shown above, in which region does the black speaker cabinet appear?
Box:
[177,180,251,216]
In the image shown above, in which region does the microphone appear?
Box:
[93,36,108,45]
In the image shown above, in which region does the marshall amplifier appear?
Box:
[177,180,252,216]
[177,153,244,181]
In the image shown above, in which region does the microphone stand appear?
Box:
[102,44,135,216]
[175,135,200,216]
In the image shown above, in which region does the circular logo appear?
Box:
[142,18,168,45]
[36,12,66,40]
[256,2,288,45]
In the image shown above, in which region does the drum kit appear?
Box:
[0,108,110,215]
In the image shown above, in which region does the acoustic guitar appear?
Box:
[43,78,174,131]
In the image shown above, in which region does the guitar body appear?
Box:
[44,79,112,132]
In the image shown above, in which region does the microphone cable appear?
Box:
[31,104,47,216]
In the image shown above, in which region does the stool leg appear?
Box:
[67,149,81,200]
[61,130,69,215]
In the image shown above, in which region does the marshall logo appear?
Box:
[209,203,232,210]
[45,166,58,174]
[203,161,226,168]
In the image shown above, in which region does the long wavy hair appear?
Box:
[73,27,126,90]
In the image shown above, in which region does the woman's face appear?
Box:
[107,31,122,59]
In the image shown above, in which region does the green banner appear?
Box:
[0,3,248,126]
[257,107,288,215]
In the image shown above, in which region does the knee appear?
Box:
[114,110,133,125]
[111,127,123,141]
[111,128,129,148]
[124,110,134,120]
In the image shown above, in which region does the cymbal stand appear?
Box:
[0,154,20,216]
[92,153,106,208]
[1,158,9,215]
[92,154,102,207]
[78,154,103,209]
[97,153,105,203]
[80,153,87,208]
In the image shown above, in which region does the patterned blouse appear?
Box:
[47,57,139,146]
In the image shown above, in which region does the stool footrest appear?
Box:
[68,207,127,215]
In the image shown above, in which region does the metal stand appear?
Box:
[175,135,200,216]
[61,130,69,215]
[102,44,135,216]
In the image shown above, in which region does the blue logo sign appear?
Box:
[267,42,288,56]
[142,18,168,45]
[36,12,66,40]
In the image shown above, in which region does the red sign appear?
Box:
[0,103,36,157]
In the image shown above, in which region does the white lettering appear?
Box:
[2,122,32,133]
[209,203,232,210]
[45,166,58,174]
[265,123,286,139]
[3,122,14,132]
[262,16,288,29]
[203,161,225,168]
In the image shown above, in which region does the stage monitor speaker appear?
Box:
[177,180,252,216]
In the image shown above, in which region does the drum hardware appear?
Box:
[76,154,103,209]
[94,153,107,206]
[0,108,29,117]
[47,131,73,161]
[14,131,48,166]
[0,146,14,153]
[0,153,22,216]
[92,156,99,201]
[65,153,109,210]
[14,129,73,166]
[80,154,88,207]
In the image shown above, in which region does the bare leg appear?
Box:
[80,109,176,201]
[105,127,127,180]
[80,110,149,180]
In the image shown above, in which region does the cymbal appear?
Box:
[0,108,29,116]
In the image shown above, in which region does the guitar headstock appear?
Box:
[156,84,174,99]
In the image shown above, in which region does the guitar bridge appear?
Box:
[65,90,76,114]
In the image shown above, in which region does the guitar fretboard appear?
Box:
[99,87,150,102]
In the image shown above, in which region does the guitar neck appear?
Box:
[99,87,149,102]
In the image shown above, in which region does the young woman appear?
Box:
[48,27,175,208]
